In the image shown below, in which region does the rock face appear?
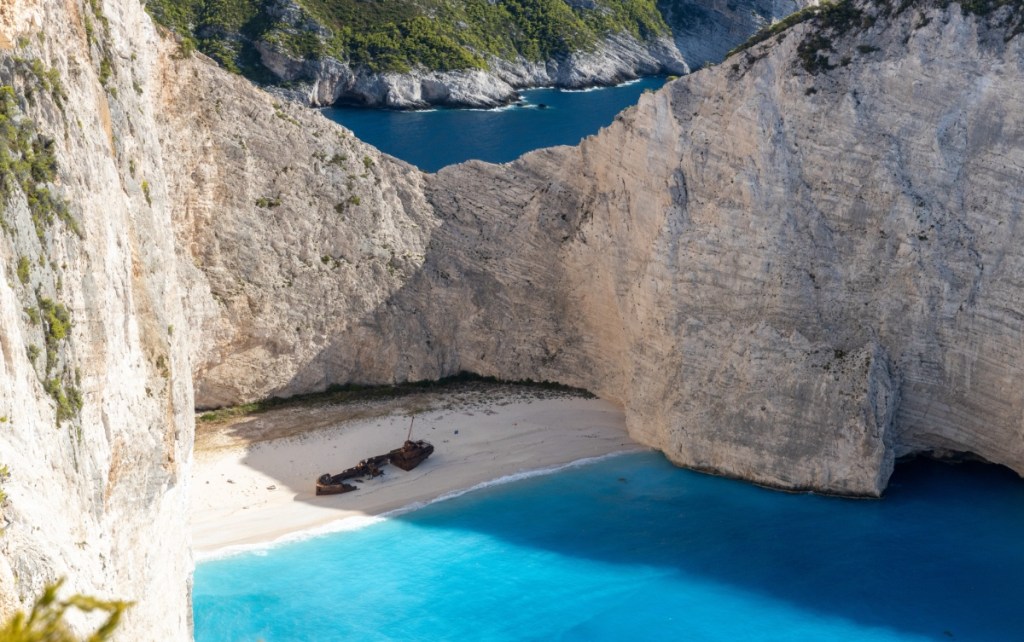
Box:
[182,0,1024,500]
[0,0,192,638]
[158,56,438,409]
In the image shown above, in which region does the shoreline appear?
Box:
[195,450,642,562]
[191,385,639,559]
[322,74,668,114]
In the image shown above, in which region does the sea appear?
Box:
[194,451,1024,641]
[195,80,1024,641]
[321,77,667,172]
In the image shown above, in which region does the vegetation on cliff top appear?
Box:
[145,0,669,78]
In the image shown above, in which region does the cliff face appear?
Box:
[0,0,192,638]
[158,54,438,408]
[404,0,1024,493]
[185,0,1024,498]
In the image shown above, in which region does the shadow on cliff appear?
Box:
[369,454,1023,640]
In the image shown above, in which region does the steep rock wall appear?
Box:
[184,0,1024,497]
[0,0,192,638]
[157,54,438,409]
[422,0,1024,492]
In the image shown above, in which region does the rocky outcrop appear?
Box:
[0,0,191,638]
[262,32,688,108]
[180,0,1024,500]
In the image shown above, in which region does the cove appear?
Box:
[193,451,1024,641]
[322,77,668,173]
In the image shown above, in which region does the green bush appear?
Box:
[0,84,80,237]
[0,463,8,507]
[0,579,129,642]
[16,256,30,284]
[39,297,71,342]
[98,57,113,86]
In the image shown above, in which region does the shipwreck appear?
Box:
[316,418,435,495]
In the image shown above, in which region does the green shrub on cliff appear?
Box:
[146,0,268,75]
[0,84,78,237]
[0,580,128,642]
[145,0,670,77]
[16,256,30,284]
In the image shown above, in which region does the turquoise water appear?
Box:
[322,77,667,172]
[194,451,1024,641]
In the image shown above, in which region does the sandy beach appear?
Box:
[191,384,639,558]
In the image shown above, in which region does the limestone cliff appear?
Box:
[0,0,191,638]
[159,55,438,408]
[182,0,1024,498]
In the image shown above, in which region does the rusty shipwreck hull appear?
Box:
[316,441,434,495]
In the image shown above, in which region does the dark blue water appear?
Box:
[194,451,1024,641]
[322,77,667,172]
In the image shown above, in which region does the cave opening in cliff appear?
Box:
[891,450,1022,489]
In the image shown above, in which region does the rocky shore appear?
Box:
[261,32,688,109]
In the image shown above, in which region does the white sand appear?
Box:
[191,389,639,558]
